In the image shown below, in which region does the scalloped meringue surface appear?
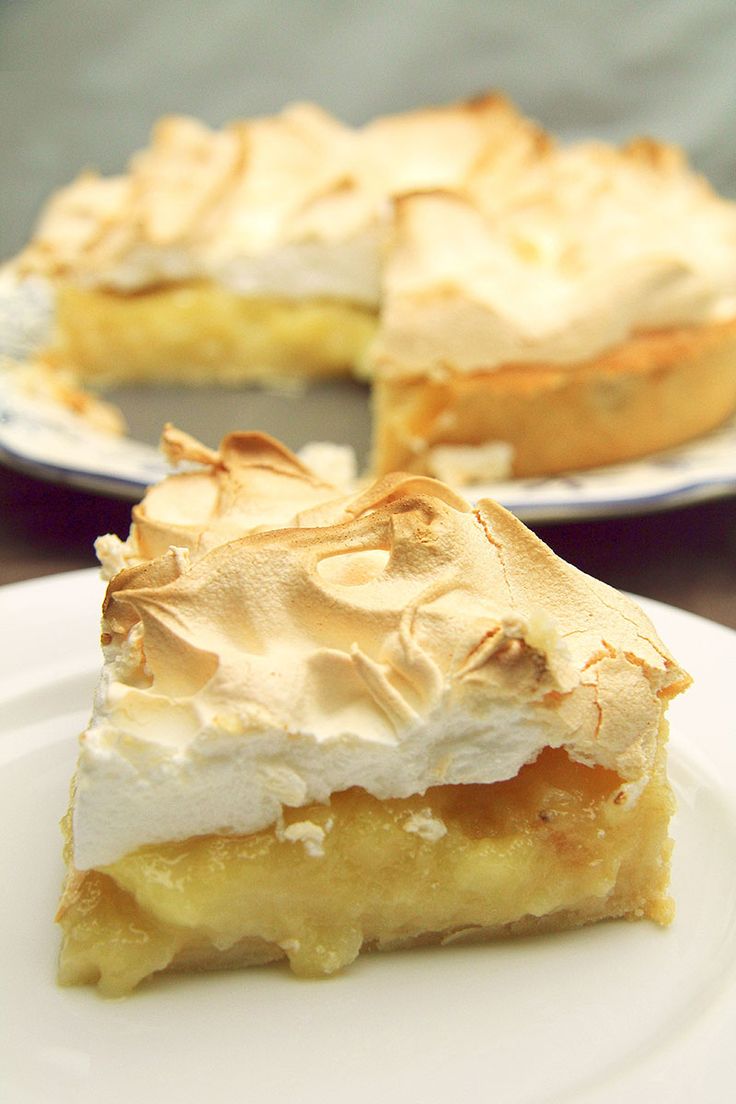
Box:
[14,95,736,372]
[374,140,736,375]
[73,431,688,870]
[94,424,351,576]
[16,96,540,308]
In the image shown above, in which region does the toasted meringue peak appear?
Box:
[295,468,471,530]
[96,425,350,578]
[76,470,688,869]
[357,92,548,199]
[159,422,220,467]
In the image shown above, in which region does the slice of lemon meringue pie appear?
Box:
[57,430,689,995]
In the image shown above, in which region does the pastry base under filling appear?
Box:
[56,740,674,997]
[372,321,736,478]
[50,281,378,386]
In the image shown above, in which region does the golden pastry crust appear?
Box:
[372,320,736,478]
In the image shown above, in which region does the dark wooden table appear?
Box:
[2,462,735,630]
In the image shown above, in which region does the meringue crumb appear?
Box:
[297,441,357,488]
[612,778,647,808]
[403,810,448,842]
[261,765,309,806]
[425,441,514,486]
[277,817,333,858]
[171,546,191,573]
[95,533,130,580]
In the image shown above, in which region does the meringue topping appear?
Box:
[374,138,736,375]
[74,468,687,870]
[15,95,736,370]
[95,425,465,578]
[16,105,380,301]
[13,95,544,307]
[95,424,350,577]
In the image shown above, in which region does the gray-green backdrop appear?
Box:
[2,0,735,259]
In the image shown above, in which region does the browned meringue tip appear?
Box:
[336,470,472,519]
[160,423,220,467]
[621,135,688,172]
[160,423,334,486]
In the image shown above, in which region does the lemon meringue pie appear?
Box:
[56,430,689,995]
[11,94,736,479]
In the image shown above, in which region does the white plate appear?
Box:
[1,569,735,1103]
[2,276,736,520]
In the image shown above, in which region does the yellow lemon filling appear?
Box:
[52,281,378,386]
[57,743,674,997]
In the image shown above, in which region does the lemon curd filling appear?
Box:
[51,281,378,386]
[56,743,674,997]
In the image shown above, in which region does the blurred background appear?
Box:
[2,0,736,259]
[1,0,736,629]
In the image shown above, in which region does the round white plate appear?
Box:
[2,276,736,520]
[1,569,735,1103]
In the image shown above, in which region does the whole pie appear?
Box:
[7,94,736,481]
[56,430,690,995]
